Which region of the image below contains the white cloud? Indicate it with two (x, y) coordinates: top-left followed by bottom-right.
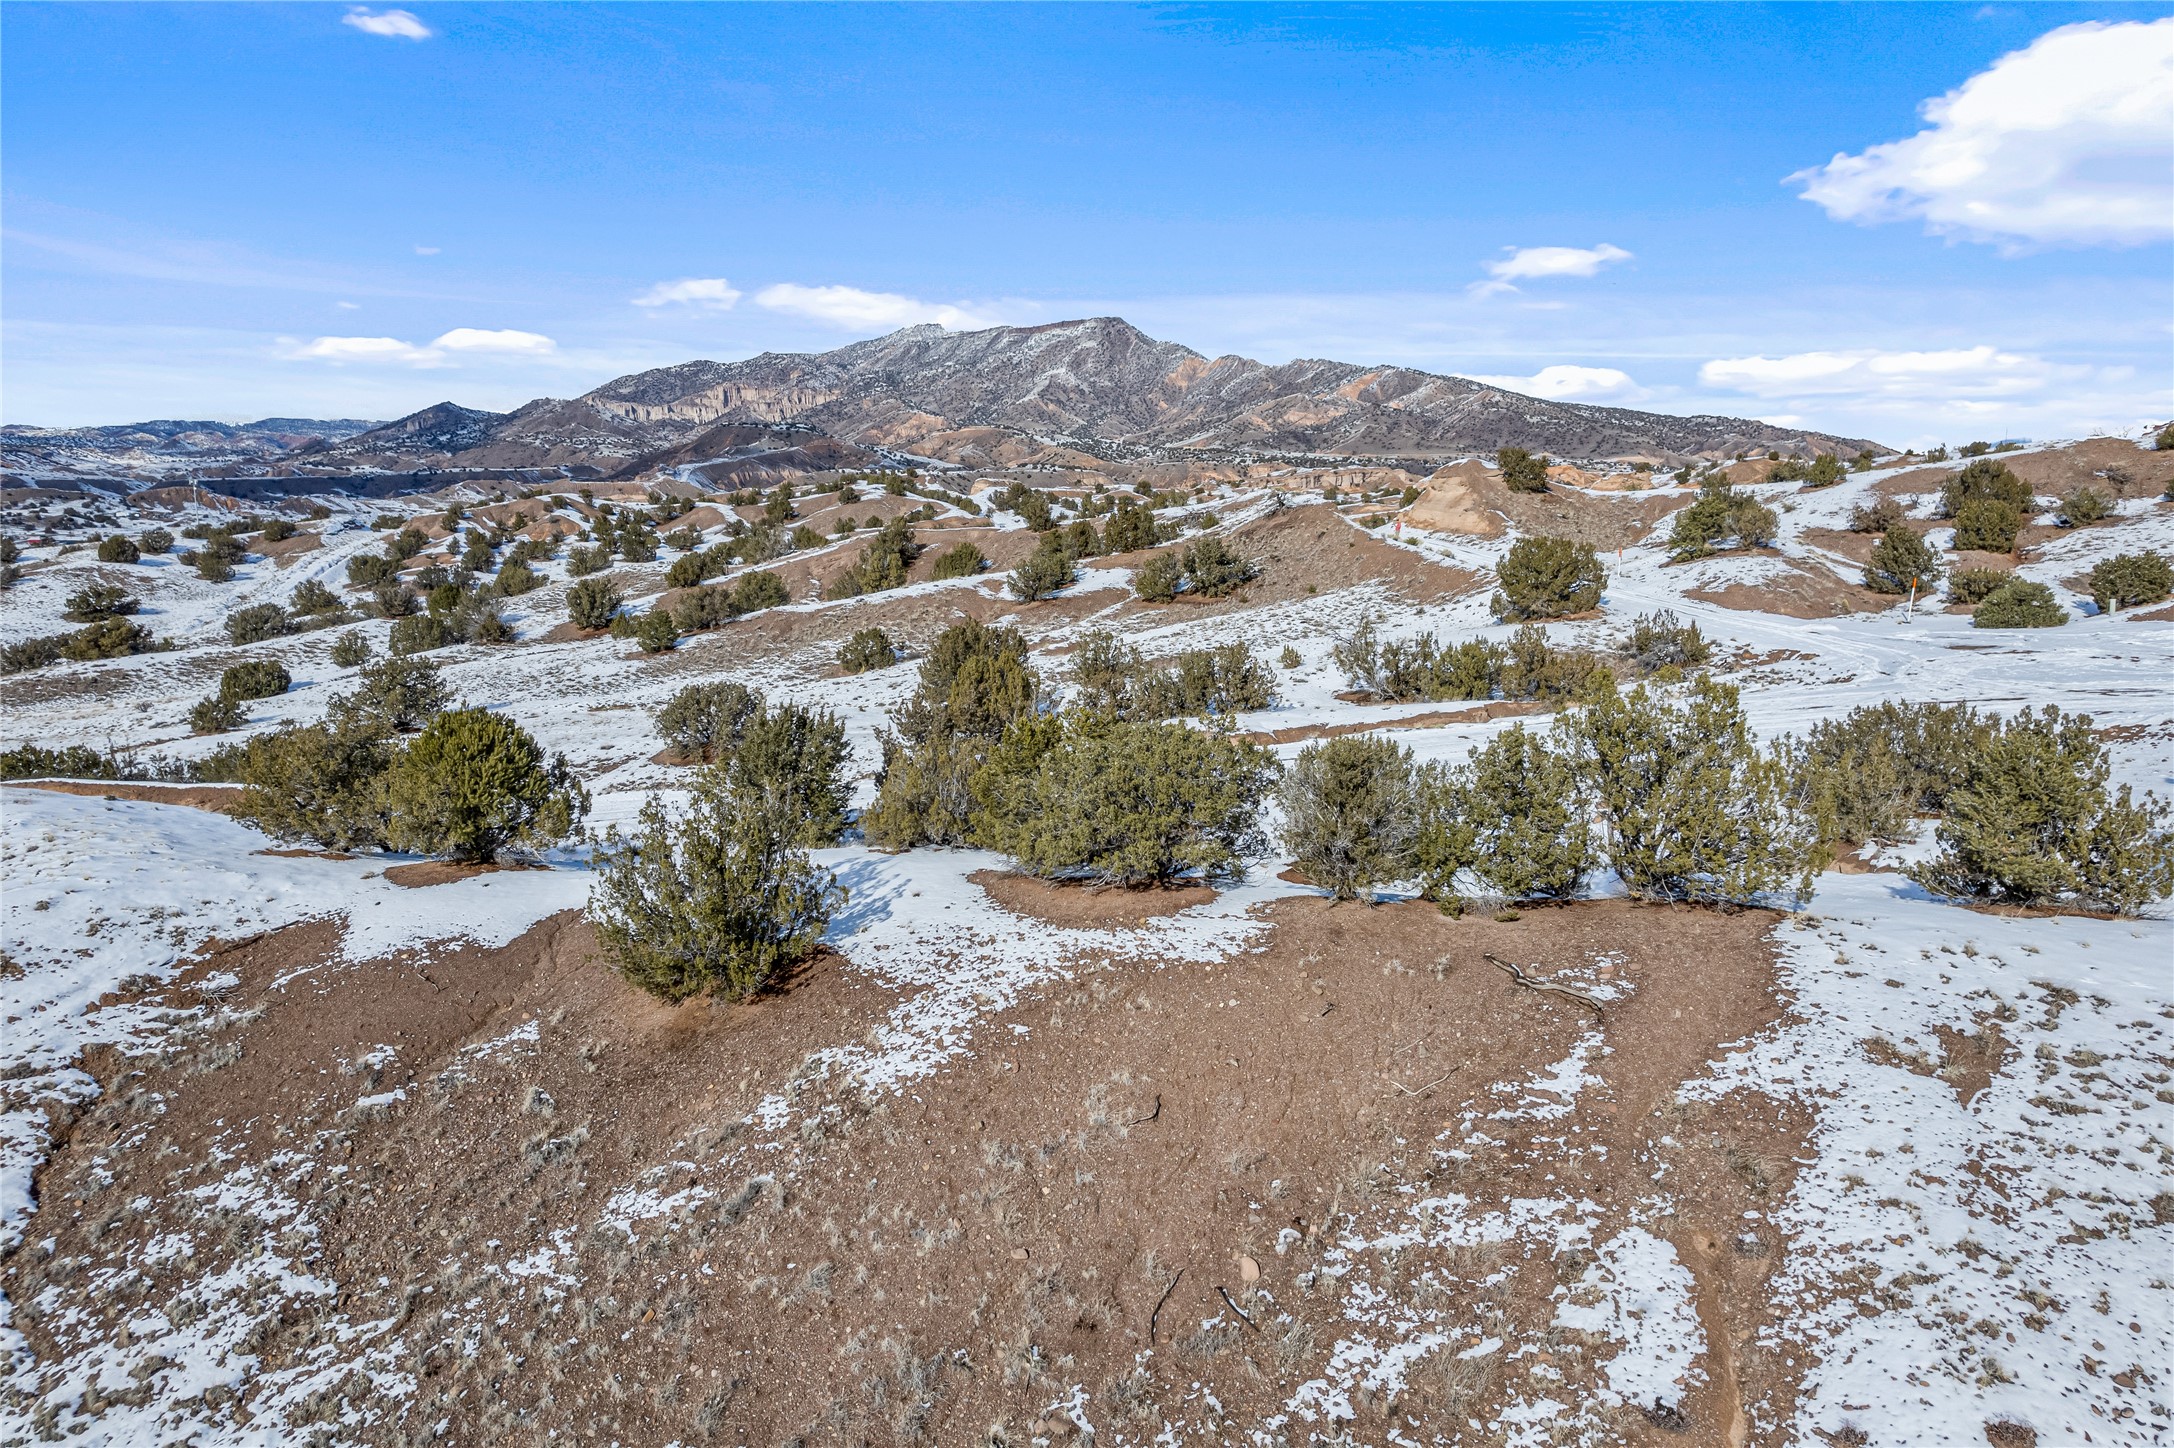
(632, 277), (742, 311)
(289, 328), (555, 367)
(753, 283), (993, 331)
(335, 301), (360, 310)
(342, 8), (433, 40)
(1699, 345), (2080, 402)
(292, 336), (431, 364)
(413, 245), (440, 256)
(1468, 364), (1646, 403)
(429, 327), (555, 355)
(1791, 18), (2174, 248)
(1471, 243), (1632, 297)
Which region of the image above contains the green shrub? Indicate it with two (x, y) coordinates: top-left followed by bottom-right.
(61, 617), (157, 662)
(388, 613), (451, 655)
(665, 551), (715, 590)
(591, 767), (842, 1003)
(1277, 735), (1417, 900)
(565, 576), (622, 630)
(863, 623), (1042, 849)
(657, 681), (761, 763)
(494, 560), (542, 596)
(2156, 422), (2174, 452)
(1786, 699), (1984, 849)
(189, 694), (246, 735)
(1952, 497), (2022, 553)
(1497, 624), (1602, 703)
(1279, 645), (1302, 670)
(567, 544), (611, 577)
(140, 528), (173, 555)
(1729, 497), (1779, 548)
(828, 518), (920, 598)
(1940, 458), (2033, 519)
(729, 569), (788, 614)
(632, 608), (679, 653)
(1623, 610), (1710, 673)
(1912, 706), (2174, 914)
(1848, 498), (1906, 534)
(1132, 551), (1183, 602)
(259, 517), (298, 543)
(669, 584), (735, 633)
(2059, 487), (2110, 526)
(1947, 567), (2013, 606)
(385, 708), (587, 863)
(387, 526), (429, 562)
(838, 627), (898, 674)
(2088, 551), (2173, 613)
(973, 715), (1276, 886)
(788, 525), (825, 553)
(1101, 501), (1162, 553)
(219, 659), (290, 702)
(1440, 723), (1594, 904)
(724, 701), (852, 847)
(0, 743), (134, 782)
(1135, 643), (1276, 718)
(1181, 537), (1257, 597)
(347, 554), (396, 589)
(1497, 446), (1550, 493)
(222, 603), (291, 645)
(64, 582), (139, 622)
(1492, 536), (1605, 621)
(1803, 453), (1844, 488)
(1972, 580), (2067, 629)
(1008, 538), (1076, 601)
(1863, 524), (1942, 594)
(290, 578), (342, 614)
(96, 535), (141, 564)
(1567, 674), (1819, 906)
(7, 634), (68, 673)
(327, 656), (450, 734)
(230, 721), (400, 850)
(329, 632), (374, 669)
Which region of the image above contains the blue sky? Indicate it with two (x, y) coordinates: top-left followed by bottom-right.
(4, 2), (2169, 447)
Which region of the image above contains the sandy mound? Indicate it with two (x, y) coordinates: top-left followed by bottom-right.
(1401, 469), (1502, 537)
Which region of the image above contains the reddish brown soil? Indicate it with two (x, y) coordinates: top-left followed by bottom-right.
(383, 859), (545, 888)
(2, 779), (244, 812)
(9, 897), (1814, 1445)
(972, 870), (1216, 925)
(1688, 560), (1896, 618)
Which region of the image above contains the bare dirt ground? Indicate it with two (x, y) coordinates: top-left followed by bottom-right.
(4, 779), (244, 812)
(6, 893), (1805, 1446)
(1686, 559), (1896, 619)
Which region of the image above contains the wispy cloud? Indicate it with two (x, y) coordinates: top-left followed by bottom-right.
(413, 244), (440, 256)
(632, 277), (742, 311)
(342, 8), (433, 41)
(1791, 18), (2173, 249)
(1467, 364), (1646, 403)
(290, 328), (555, 367)
(1471, 243), (1632, 298)
(1699, 345), (2080, 402)
(753, 282), (994, 331)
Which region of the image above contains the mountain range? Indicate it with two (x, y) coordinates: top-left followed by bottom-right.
(3, 317), (1881, 490)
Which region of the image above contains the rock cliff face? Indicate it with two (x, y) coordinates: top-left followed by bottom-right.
(4, 317), (1882, 490)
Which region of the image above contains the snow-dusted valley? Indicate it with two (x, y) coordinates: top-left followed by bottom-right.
(2, 398), (2171, 1447)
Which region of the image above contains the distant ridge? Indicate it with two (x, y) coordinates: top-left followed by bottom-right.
(4, 318), (1883, 488)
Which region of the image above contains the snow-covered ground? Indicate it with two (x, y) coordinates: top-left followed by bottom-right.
(2, 448), (2170, 1443)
